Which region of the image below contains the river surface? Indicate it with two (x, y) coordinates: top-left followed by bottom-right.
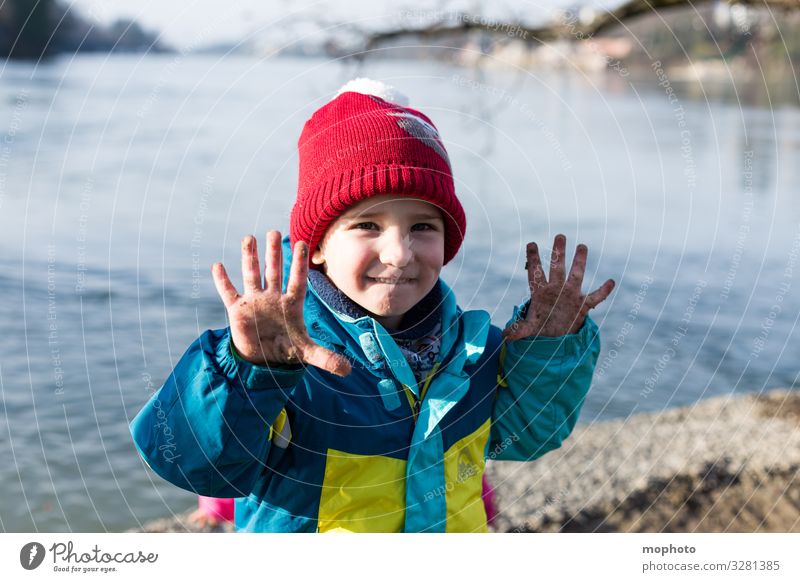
(1, 54), (798, 531)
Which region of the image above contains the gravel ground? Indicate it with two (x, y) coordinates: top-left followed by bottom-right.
(132, 389), (800, 533)
(486, 388), (800, 532)
(130, 512), (235, 533)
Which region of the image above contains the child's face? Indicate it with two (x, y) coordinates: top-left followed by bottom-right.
(311, 195), (446, 331)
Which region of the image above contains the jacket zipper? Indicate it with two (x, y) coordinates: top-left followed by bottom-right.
(403, 362), (442, 424)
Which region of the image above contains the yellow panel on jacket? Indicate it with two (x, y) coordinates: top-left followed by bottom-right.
(444, 418), (491, 532)
(317, 449), (407, 532)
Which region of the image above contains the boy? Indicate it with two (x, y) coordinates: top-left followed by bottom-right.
(130, 79), (615, 532)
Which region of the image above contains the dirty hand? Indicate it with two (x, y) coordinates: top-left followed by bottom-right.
(502, 234), (615, 340)
(211, 230), (352, 376)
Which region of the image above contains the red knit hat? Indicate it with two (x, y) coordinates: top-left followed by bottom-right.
(290, 79), (465, 268)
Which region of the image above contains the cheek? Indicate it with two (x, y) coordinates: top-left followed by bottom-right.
(416, 238), (445, 270)
(327, 239), (374, 283)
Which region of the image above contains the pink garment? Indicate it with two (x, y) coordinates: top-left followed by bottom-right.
(197, 496), (235, 522)
(481, 474), (497, 524)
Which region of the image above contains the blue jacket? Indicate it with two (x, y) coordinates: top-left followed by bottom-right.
(130, 235), (601, 532)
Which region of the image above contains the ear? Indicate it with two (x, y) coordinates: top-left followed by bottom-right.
(311, 245), (325, 266)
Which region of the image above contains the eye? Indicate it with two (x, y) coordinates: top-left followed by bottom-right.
(353, 222), (378, 230)
(411, 223), (437, 231)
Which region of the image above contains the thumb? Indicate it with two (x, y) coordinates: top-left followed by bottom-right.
(501, 320), (529, 342)
(300, 340), (352, 377)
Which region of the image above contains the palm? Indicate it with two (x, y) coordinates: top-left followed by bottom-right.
(211, 231), (351, 376)
(502, 234), (615, 340)
(225, 288), (303, 365)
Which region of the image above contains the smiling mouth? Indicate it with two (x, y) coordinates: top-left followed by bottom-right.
(368, 277), (414, 284)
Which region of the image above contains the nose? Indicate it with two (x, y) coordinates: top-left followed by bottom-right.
(379, 228), (413, 268)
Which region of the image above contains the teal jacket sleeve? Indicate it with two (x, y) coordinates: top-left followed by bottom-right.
(489, 301), (601, 462)
(129, 327), (305, 497)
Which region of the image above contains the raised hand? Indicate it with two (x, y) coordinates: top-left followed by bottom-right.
(502, 234), (615, 340)
(211, 230), (352, 376)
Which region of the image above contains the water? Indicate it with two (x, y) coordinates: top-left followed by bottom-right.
(1, 54), (798, 532)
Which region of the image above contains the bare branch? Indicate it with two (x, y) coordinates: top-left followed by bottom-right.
(362, 0), (800, 51)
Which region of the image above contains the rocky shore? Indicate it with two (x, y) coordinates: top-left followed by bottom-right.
(132, 389), (800, 533)
(487, 389), (800, 532)
(132, 512), (235, 533)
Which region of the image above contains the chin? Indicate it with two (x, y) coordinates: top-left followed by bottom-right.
(363, 293), (416, 316)
(352, 277), (435, 318)
(367, 302), (411, 318)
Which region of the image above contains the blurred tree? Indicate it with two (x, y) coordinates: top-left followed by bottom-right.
(0, 1), (169, 58)
(1, 0), (55, 59)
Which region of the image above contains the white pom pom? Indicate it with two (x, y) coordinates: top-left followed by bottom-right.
(335, 77), (410, 107)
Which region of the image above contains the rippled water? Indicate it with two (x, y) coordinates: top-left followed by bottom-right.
(1, 53), (798, 531)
